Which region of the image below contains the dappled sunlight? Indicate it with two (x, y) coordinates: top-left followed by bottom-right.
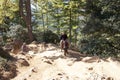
(0, 0), (119, 79)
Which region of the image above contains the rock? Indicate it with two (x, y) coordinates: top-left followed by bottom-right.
(0, 76), (8, 80)
(28, 44), (38, 52)
(88, 67), (93, 70)
(0, 61), (17, 80)
(21, 43), (30, 53)
(2, 71), (16, 79)
(4, 62), (17, 71)
(17, 58), (30, 66)
(31, 41), (38, 44)
(82, 56), (100, 63)
(24, 78), (27, 80)
(57, 73), (63, 75)
(2, 71), (11, 78)
(29, 75), (31, 77)
(44, 60), (52, 64)
(101, 76), (106, 79)
(11, 39), (23, 54)
(106, 77), (114, 80)
(2, 70), (17, 79)
(26, 55), (33, 60)
(32, 67), (38, 73)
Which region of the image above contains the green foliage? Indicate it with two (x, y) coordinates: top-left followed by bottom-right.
(79, 35), (120, 57)
(7, 25), (29, 42)
(31, 0), (85, 45)
(32, 30), (44, 42)
(0, 0), (19, 24)
(80, 0), (120, 57)
(33, 29), (60, 43)
(43, 30), (59, 43)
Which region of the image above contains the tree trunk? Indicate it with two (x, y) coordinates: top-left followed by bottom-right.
(74, 29), (77, 46)
(69, 8), (72, 43)
(19, 0), (33, 42)
(46, 0), (49, 29)
(42, 13), (45, 33)
(57, 8), (60, 35)
(26, 0), (33, 42)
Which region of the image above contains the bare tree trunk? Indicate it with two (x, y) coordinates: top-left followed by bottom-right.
(19, 0), (33, 42)
(69, 8), (72, 43)
(46, 0), (49, 29)
(26, 0), (33, 42)
(57, 8), (60, 35)
(42, 13), (45, 33)
(74, 29), (77, 46)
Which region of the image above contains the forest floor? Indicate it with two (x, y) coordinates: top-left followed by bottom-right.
(8, 43), (120, 80)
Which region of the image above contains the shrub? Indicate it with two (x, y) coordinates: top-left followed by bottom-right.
(43, 30), (59, 43)
(79, 34), (120, 57)
(7, 25), (29, 42)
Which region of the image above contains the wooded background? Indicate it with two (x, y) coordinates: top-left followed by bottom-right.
(0, 0), (120, 57)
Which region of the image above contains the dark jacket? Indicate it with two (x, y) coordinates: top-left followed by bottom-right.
(60, 34), (68, 40)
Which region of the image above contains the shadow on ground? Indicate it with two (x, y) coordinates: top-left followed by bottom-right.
(43, 49), (86, 62)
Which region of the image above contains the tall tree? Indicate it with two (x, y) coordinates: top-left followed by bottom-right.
(19, 0), (33, 42)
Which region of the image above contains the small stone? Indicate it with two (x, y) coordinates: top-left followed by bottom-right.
(88, 67), (93, 70)
(32, 68), (38, 73)
(24, 78), (27, 80)
(101, 76), (106, 79)
(58, 73), (62, 75)
(44, 60), (52, 64)
(107, 77), (114, 80)
(18, 58), (30, 66)
(29, 75), (31, 77)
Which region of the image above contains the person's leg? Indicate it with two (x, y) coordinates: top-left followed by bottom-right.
(60, 40), (63, 52)
(64, 40), (69, 55)
(66, 48), (68, 54)
(64, 49), (66, 56)
(64, 48), (68, 56)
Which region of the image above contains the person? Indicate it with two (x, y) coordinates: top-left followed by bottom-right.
(60, 32), (68, 41)
(60, 32), (69, 56)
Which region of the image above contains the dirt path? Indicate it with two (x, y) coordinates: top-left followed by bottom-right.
(11, 46), (120, 80)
